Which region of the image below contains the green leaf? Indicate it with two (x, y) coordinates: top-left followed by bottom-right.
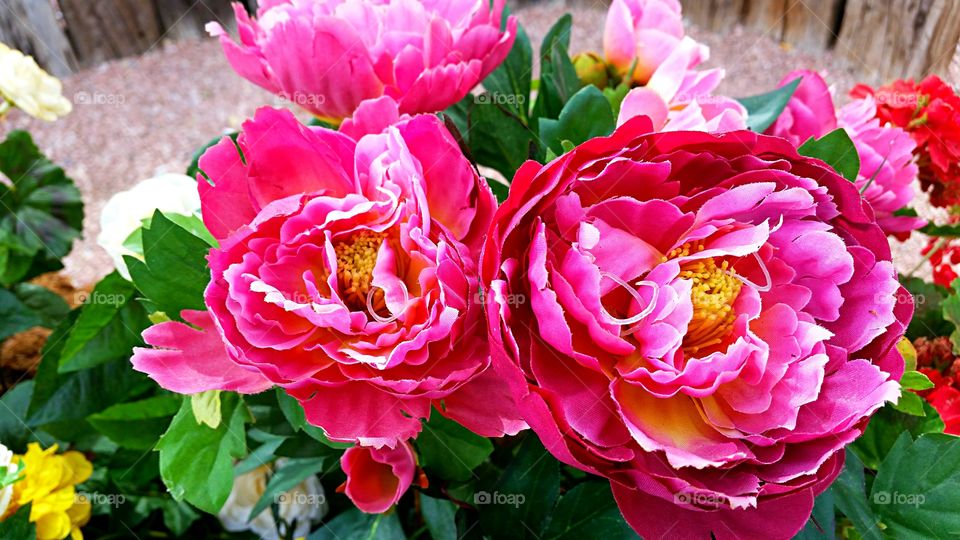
(0, 287), (42, 340)
(157, 392), (250, 513)
(126, 210), (211, 317)
(943, 278), (960, 354)
(737, 78), (802, 133)
(88, 395), (182, 450)
(0, 504), (35, 540)
(870, 433), (960, 538)
(481, 24), (533, 121)
(467, 99), (537, 179)
(487, 178), (510, 203)
(247, 457), (328, 521)
(236, 431), (289, 475)
(187, 131), (238, 180)
(276, 389), (351, 449)
(131, 496), (200, 537)
(533, 15), (582, 121)
(794, 489), (836, 540)
(478, 435), (561, 539)
(539, 85), (616, 155)
(421, 495), (458, 540)
(58, 272), (151, 373)
(852, 401), (945, 470)
(0, 130), (83, 285)
(308, 509), (406, 540)
(892, 391), (927, 416)
(901, 371), (935, 391)
(542, 482), (634, 539)
(798, 128), (861, 182)
(191, 390), (222, 429)
(902, 277), (953, 340)
(417, 411), (493, 482)
(0, 381), (35, 450)
(832, 450), (883, 540)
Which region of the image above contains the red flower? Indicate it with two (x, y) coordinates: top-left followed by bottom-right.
(923, 237), (960, 289)
(852, 76), (960, 208)
(927, 386), (960, 435)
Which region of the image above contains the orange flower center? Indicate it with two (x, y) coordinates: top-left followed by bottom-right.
(678, 255), (741, 356)
(334, 230), (386, 312)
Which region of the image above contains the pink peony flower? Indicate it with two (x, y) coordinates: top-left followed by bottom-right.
(837, 96), (924, 238)
(767, 70), (923, 236)
(765, 69), (837, 147)
(341, 442), (416, 513)
(481, 118), (911, 539)
(132, 101), (525, 448)
(616, 38), (745, 133)
(603, 0), (707, 85)
(207, 0), (516, 123)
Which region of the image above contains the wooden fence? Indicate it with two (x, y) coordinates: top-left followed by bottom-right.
(0, 0), (251, 77)
(1, 0), (959, 84)
(684, 0), (960, 85)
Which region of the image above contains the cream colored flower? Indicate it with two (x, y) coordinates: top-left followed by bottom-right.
(0, 42), (71, 121)
(218, 460), (327, 540)
(97, 173), (202, 279)
(0, 443), (17, 518)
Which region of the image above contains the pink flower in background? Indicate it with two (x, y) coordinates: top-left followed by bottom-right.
(766, 69), (923, 236)
(207, 0), (516, 123)
(341, 442), (416, 513)
(838, 96), (924, 238)
(604, 0), (707, 85)
(482, 118), (910, 539)
(616, 37), (745, 133)
(132, 102), (524, 448)
(765, 69), (837, 146)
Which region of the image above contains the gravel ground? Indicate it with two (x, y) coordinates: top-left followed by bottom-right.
(0, 0), (938, 286)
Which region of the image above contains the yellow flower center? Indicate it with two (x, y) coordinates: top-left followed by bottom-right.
(678, 256), (741, 356)
(334, 230), (386, 312)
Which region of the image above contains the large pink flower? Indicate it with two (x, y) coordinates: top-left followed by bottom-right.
(341, 441), (416, 513)
(207, 0), (516, 122)
(132, 102), (524, 447)
(603, 0), (707, 85)
(766, 70), (923, 236)
(481, 118), (911, 539)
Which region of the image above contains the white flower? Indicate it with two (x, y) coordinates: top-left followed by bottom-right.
(0, 42), (71, 121)
(218, 460), (327, 540)
(97, 173), (202, 279)
(0, 443), (18, 518)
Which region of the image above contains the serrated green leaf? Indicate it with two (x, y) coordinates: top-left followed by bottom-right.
(539, 85), (616, 155)
(798, 128), (861, 182)
(482, 24), (533, 121)
(308, 509), (406, 540)
(126, 210), (211, 317)
(88, 394), (182, 450)
(157, 393), (249, 513)
(417, 411), (493, 482)
(832, 450), (883, 540)
(542, 482), (634, 539)
(737, 78), (802, 133)
(901, 371), (934, 391)
(852, 401), (944, 470)
(892, 391), (927, 416)
(421, 495), (458, 540)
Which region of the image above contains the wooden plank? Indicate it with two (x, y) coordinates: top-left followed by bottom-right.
(683, 0), (748, 31)
(742, 0), (789, 42)
(59, 0), (164, 68)
(0, 0), (77, 76)
(782, 0), (843, 51)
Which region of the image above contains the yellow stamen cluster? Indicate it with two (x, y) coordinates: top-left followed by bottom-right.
(334, 230), (386, 312)
(678, 257), (742, 356)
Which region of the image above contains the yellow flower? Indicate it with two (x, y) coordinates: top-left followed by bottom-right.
(1, 443), (92, 540)
(0, 42), (72, 121)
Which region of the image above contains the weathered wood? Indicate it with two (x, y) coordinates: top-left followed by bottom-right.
(683, 0), (748, 31)
(837, 0), (960, 84)
(742, 0), (789, 41)
(154, 0), (238, 41)
(0, 0), (77, 76)
(59, 0), (164, 68)
(782, 0), (843, 51)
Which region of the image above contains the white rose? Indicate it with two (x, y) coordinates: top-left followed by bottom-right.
(218, 460), (328, 540)
(97, 173), (202, 280)
(0, 42), (71, 121)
